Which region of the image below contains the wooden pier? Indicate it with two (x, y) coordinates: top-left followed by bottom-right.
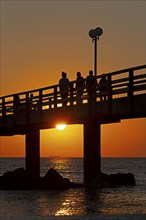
(0, 65), (146, 183)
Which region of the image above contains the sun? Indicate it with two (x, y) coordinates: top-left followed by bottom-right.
(56, 124), (67, 130)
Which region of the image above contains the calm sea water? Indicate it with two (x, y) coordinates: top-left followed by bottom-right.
(0, 158), (146, 220)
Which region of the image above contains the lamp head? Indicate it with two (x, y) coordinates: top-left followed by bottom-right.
(89, 27), (103, 39)
(89, 29), (96, 38)
(95, 27), (103, 37)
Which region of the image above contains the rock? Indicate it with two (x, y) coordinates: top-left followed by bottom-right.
(2, 167), (25, 180)
(43, 168), (76, 189)
(0, 168), (37, 189)
(87, 172), (136, 188)
(110, 173), (136, 186)
(87, 172), (113, 188)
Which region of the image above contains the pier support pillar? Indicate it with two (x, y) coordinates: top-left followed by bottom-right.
(25, 126), (40, 178)
(84, 119), (101, 184)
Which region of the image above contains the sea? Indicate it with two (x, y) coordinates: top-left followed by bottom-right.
(0, 157), (146, 220)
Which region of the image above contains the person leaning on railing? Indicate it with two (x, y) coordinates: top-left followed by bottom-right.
(86, 70), (97, 101)
(59, 71), (70, 107)
(98, 74), (108, 101)
(75, 72), (85, 105)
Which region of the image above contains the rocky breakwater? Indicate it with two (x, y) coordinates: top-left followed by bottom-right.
(0, 168), (136, 190)
(0, 167), (83, 190)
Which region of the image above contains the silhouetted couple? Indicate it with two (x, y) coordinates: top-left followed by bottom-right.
(76, 70), (97, 104)
(59, 71), (85, 106)
(86, 71), (108, 101)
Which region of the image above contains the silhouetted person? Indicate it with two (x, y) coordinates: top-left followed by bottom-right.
(86, 70), (97, 100)
(98, 74), (108, 101)
(59, 72), (70, 107)
(75, 72), (85, 104)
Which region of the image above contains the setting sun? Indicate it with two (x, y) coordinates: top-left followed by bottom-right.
(56, 124), (67, 130)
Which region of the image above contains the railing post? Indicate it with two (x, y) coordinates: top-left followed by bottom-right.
(54, 86), (57, 109)
(13, 95), (18, 125)
(70, 82), (73, 107)
(128, 70), (134, 112)
(48, 98), (52, 109)
(2, 97), (6, 126)
(26, 92), (29, 124)
(107, 75), (112, 114)
(38, 90), (42, 121)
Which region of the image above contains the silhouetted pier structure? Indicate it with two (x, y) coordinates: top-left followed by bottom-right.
(0, 65), (146, 183)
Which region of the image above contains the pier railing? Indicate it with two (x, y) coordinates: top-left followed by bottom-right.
(0, 64), (146, 122)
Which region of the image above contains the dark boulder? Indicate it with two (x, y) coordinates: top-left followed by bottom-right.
(110, 173), (136, 186)
(42, 168), (78, 189)
(87, 172), (136, 188)
(87, 172), (113, 188)
(0, 168), (37, 189)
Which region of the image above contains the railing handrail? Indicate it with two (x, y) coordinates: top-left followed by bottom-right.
(0, 64), (146, 123)
(107, 64), (146, 76)
(0, 64), (145, 100)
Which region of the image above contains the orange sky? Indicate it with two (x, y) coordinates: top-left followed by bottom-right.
(0, 0), (146, 157)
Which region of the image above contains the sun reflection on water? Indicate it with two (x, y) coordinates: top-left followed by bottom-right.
(55, 199), (72, 216)
(54, 188), (88, 216)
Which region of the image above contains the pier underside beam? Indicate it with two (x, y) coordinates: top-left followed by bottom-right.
(84, 119), (101, 184)
(25, 126), (40, 178)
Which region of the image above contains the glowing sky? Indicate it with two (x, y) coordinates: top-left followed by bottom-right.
(0, 0), (146, 157)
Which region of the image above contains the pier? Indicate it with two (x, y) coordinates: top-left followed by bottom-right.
(0, 64), (146, 183)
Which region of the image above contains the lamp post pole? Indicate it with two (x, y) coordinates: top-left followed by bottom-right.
(89, 27), (103, 114)
(94, 36), (97, 78)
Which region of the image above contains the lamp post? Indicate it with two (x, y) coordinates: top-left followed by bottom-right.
(88, 27), (103, 116)
(88, 27), (103, 77)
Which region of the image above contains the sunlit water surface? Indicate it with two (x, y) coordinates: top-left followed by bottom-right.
(0, 158), (146, 220)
